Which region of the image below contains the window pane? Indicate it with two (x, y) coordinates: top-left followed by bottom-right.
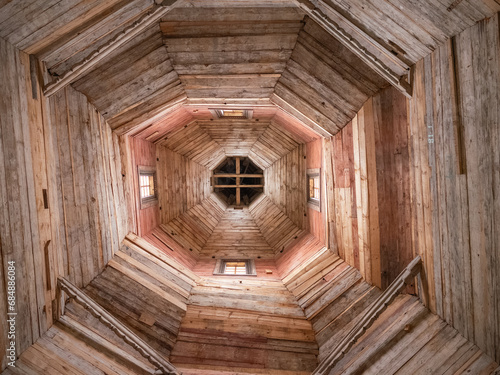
(140, 173), (155, 199)
(224, 261), (247, 275)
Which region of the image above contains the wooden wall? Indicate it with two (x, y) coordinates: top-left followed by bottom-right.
(264, 144), (307, 229)
(157, 146), (211, 225)
(328, 294), (500, 374)
(132, 137), (159, 236)
(249, 195), (306, 255)
(0, 37), (129, 371)
(325, 86), (412, 291)
(410, 14), (500, 363)
(306, 138), (327, 245)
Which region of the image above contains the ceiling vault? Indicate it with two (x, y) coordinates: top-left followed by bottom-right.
(43, 0), (181, 97)
(294, 0), (413, 98)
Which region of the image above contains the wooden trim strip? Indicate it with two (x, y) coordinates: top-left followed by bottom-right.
(295, 0), (412, 98)
(43, 1), (181, 97)
(57, 277), (181, 375)
(312, 255), (422, 374)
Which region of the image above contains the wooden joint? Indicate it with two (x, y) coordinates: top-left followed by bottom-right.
(56, 277), (180, 375)
(297, 1), (412, 98)
(43, 2), (180, 97)
(312, 255), (422, 374)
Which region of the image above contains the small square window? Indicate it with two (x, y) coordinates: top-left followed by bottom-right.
(138, 166), (158, 209)
(307, 169), (321, 212)
(213, 259), (256, 276)
(209, 109), (253, 119)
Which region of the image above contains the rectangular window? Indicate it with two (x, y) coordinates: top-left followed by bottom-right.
(213, 259), (256, 276)
(138, 166), (158, 209)
(307, 168), (321, 211)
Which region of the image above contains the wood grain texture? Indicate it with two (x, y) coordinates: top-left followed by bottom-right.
(249, 195), (306, 255)
(157, 146), (211, 225)
(327, 295), (499, 375)
(409, 14), (500, 363)
(199, 207), (275, 259)
(0, 37), (129, 371)
(264, 144), (307, 229)
(161, 194), (227, 256)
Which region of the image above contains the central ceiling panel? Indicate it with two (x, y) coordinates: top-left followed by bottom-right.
(160, 6), (305, 100)
(198, 119), (269, 156)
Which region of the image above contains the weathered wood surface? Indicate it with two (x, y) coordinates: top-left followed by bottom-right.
(199, 207), (275, 259)
(158, 121), (226, 170)
(43, 2), (180, 97)
(71, 24), (184, 135)
(171, 304), (317, 373)
(161, 194), (227, 255)
(410, 14), (500, 363)
(313, 255), (421, 374)
(58, 277), (180, 375)
(162, 7), (303, 100)
(274, 17), (388, 136)
(198, 120), (270, 157)
(264, 144), (307, 229)
(124, 137), (160, 236)
(324, 86), (412, 291)
(0, 37), (129, 371)
(249, 195), (306, 255)
(310, 0), (500, 68)
(325, 295), (500, 375)
(157, 146), (211, 225)
(306, 138), (327, 245)
(81, 238), (197, 359)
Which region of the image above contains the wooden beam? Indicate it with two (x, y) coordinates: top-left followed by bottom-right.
(43, 1), (181, 97)
(294, 0), (413, 98)
(236, 157), (241, 206)
(312, 255), (422, 374)
(57, 277), (180, 375)
(213, 174), (263, 178)
(214, 185), (264, 189)
(271, 93), (333, 138)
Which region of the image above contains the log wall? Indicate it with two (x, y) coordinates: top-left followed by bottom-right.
(157, 146), (211, 225)
(0, 36), (129, 371)
(264, 145), (307, 229)
(132, 137), (159, 236)
(410, 14), (500, 362)
(306, 138), (327, 245)
(325, 86), (412, 291)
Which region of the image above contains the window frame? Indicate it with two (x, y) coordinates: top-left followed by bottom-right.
(138, 165), (158, 209)
(307, 168), (321, 212)
(213, 259), (257, 276)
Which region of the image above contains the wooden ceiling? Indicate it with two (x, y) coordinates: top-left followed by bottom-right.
(0, 0), (498, 139)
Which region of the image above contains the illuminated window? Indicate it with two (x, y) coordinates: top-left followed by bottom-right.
(224, 261), (247, 275)
(210, 109), (253, 119)
(138, 166), (157, 209)
(140, 173), (155, 199)
(213, 259), (256, 276)
(307, 169), (321, 211)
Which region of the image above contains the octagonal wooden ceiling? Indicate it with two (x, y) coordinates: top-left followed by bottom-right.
(1, 0), (498, 141)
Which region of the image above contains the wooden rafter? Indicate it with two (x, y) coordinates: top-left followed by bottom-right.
(57, 277), (180, 375)
(294, 0), (413, 98)
(43, 0), (182, 97)
(213, 157), (264, 206)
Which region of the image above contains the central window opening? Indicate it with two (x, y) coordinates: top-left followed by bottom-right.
(224, 261), (247, 275)
(214, 259), (257, 276)
(213, 157), (263, 206)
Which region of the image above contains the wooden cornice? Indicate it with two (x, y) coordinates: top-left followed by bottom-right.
(57, 277), (181, 375)
(313, 255), (422, 374)
(43, 0), (182, 98)
(294, 0), (413, 98)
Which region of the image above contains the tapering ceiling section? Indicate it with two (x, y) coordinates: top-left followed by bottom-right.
(160, 6), (305, 101)
(71, 24), (184, 134)
(272, 16), (389, 135)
